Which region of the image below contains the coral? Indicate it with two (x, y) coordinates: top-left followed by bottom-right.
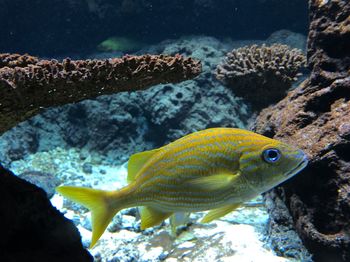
(0, 53), (201, 134)
(0, 164), (93, 261)
(216, 44), (306, 109)
(0, 37), (251, 167)
(0, 52), (201, 261)
(254, 0), (350, 261)
(0, 53), (39, 68)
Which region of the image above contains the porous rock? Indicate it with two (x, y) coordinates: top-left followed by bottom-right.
(138, 36), (252, 145)
(0, 164), (92, 261)
(254, 0), (350, 261)
(216, 44), (306, 109)
(0, 124), (39, 165)
(263, 189), (312, 260)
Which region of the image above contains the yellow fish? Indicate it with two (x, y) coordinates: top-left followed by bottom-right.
(56, 128), (308, 247)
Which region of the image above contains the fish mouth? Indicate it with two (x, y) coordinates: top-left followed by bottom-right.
(286, 155), (308, 177)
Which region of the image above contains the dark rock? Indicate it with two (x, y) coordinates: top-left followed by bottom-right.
(82, 163), (93, 174)
(107, 245), (139, 262)
(0, 164), (92, 262)
(63, 198), (89, 214)
(263, 189), (311, 261)
(140, 36), (252, 146)
(122, 207), (138, 217)
(107, 215), (122, 233)
(0, 125), (39, 166)
(84, 92), (154, 164)
(99, 169), (107, 174)
(18, 170), (61, 198)
(63, 104), (90, 147)
(82, 216), (93, 232)
(254, 0), (350, 261)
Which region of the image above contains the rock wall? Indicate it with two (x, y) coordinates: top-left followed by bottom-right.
(254, 0), (350, 261)
(0, 164), (93, 261)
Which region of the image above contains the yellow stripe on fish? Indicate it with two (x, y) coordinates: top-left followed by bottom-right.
(56, 127), (308, 248)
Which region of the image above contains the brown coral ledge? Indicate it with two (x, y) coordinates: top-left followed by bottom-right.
(0, 53), (201, 134)
(254, 0), (350, 261)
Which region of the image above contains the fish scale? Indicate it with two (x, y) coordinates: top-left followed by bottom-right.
(56, 127), (308, 248)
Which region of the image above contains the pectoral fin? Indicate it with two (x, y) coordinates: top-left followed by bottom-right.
(187, 172), (239, 191)
(140, 206), (172, 230)
(201, 203), (241, 223)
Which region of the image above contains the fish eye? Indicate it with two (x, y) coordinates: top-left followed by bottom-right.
(262, 148), (281, 164)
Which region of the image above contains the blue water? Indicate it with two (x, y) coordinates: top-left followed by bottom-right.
(0, 1), (308, 57)
(0, 1), (312, 261)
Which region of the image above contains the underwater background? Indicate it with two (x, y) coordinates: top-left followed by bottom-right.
(1, 1), (349, 262)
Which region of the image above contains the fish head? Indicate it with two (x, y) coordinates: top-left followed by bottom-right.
(238, 139), (308, 193)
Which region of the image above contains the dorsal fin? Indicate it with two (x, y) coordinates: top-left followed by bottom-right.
(127, 148), (160, 183)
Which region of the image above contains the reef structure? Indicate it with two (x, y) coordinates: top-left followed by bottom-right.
(254, 0), (350, 261)
(0, 53), (201, 134)
(216, 44), (306, 109)
(0, 52), (201, 261)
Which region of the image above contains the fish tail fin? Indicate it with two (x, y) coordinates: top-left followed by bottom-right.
(56, 186), (120, 248)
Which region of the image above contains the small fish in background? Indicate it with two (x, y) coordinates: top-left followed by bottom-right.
(97, 36), (145, 52)
(56, 128), (308, 248)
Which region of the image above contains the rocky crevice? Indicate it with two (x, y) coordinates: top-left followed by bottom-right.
(255, 0), (350, 261)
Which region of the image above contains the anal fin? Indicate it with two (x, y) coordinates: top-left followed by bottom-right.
(140, 206), (172, 230)
(169, 212), (191, 236)
(201, 203), (241, 223)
